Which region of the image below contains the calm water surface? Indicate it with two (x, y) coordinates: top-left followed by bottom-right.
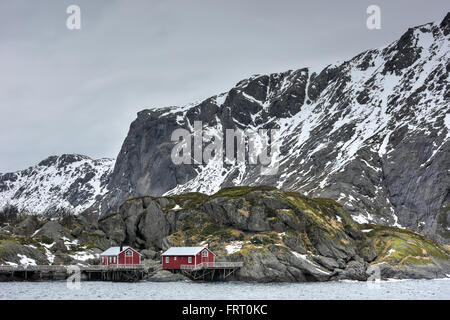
(1, 279), (449, 300)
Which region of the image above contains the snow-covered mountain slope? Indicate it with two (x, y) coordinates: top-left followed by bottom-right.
(100, 14), (450, 243)
(0, 154), (114, 214)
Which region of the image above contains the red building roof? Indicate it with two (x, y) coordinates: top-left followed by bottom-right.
(162, 246), (215, 256)
(100, 246), (142, 256)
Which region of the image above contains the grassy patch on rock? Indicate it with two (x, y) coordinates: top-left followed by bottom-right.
(209, 186), (277, 200)
(361, 224), (450, 266)
(169, 192), (209, 210)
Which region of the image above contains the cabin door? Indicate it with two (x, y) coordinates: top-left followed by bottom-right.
(201, 250), (209, 264)
(125, 250), (133, 265)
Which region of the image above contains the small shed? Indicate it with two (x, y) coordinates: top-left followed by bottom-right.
(162, 246), (215, 269)
(100, 245), (142, 266)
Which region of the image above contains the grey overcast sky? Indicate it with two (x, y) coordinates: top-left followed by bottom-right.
(0, 0), (448, 172)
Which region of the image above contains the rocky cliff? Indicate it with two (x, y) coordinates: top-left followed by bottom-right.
(1, 186), (449, 282)
(99, 14), (450, 243)
(96, 186), (449, 281)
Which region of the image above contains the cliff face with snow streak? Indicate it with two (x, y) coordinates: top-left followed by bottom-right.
(100, 14), (450, 243)
(0, 154), (114, 214)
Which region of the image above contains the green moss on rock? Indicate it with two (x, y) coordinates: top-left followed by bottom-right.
(362, 223), (449, 266)
(170, 192), (209, 210)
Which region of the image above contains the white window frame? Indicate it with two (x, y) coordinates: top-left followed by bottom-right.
(174, 257), (177, 261)
(125, 250), (133, 256)
(202, 250), (208, 257)
(165, 257), (169, 263)
(188, 257), (192, 263)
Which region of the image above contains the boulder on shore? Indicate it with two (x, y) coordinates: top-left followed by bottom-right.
(147, 270), (191, 282)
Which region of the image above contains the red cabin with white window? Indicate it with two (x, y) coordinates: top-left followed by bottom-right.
(162, 246), (215, 269)
(100, 246), (141, 266)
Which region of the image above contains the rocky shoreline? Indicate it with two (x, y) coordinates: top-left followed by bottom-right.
(2, 269), (450, 283)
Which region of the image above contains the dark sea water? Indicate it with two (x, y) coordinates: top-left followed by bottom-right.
(1, 279), (449, 300)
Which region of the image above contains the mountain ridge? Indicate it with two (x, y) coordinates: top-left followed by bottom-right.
(0, 154), (114, 214)
(99, 14), (450, 243)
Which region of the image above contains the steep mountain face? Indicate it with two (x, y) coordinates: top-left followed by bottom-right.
(100, 14), (450, 243)
(0, 154), (114, 214)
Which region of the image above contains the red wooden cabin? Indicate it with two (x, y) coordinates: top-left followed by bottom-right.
(162, 246), (215, 269)
(100, 246), (142, 266)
